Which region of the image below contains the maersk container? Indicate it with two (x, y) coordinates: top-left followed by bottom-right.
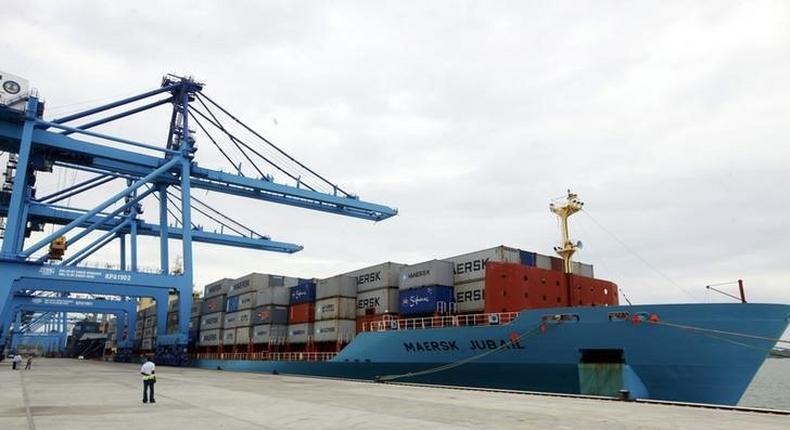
(251, 305), (288, 325)
(519, 250), (537, 266)
(313, 319), (356, 343)
(454, 280), (485, 313)
(235, 326), (253, 345)
(226, 295), (240, 313)
(238, 291), (257, 310)
(190, 300), (202, 317)
(314, 297), (356, 321)
(443, 246), (520, 284)
(229, 273), (288, 297)
(252, 324), (288, 344)
(399, 286), (454, 316)
(202, 295), (227, 315)
(200, 312), (224, 331)
(289, 282), (316, 304)
(399, 260), (454, 290)
(356, 288), (400, 316)
(316, 275), (357, 300)
(344, 262), (404, 293)
(287, 323), (313, 344)
(535, 254), (553, 270)
(204, 278), (234, 298)
(198, 329), (221, 346)
(573, 262), (594, 278)
(255, 286), (290, 306)
(222, 328), (236, 345)
(224, 309), (254, 329)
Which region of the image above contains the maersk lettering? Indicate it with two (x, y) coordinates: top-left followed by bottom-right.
(357, 271), (382, 285)
(357, 297), (381, 309)
(403, 340), (460, 352)
(407, 269), (430, 279)
(456, 289), (484, 303)
(454, 258), (490, 275)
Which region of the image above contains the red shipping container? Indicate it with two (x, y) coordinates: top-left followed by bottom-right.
(288, 303), (315, 324)
(567, 275), (618, 307)
(484, 262), (569, 313)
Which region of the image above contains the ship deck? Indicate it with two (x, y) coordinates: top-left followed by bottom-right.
(0, 358), (786, 430)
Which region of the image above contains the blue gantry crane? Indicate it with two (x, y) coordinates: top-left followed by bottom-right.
(0, 72), (397, 364)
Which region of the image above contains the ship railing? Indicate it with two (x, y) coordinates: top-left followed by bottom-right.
(363, 311), (520, 332)
(192, 351), (337, 361)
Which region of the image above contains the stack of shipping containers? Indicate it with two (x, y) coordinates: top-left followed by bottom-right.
(313, 275), (357, 349)
(141, 306), (156, 351)
(166, 295), (179, 334)
(398, 260), (455, 316)
(250, 277), (295, 349)
(443, 246), (521, 314)
(134, 309), (144, 350)
(226, 273), (291, 350)
(198, 278), (232, 349)
(346, 262), (403, 332)
(189, 296), (201, 345)
(287, 280), (316, 349)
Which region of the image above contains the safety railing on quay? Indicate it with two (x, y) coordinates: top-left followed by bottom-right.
(192, 351), (338, 362)
(363, 311), (521, 332)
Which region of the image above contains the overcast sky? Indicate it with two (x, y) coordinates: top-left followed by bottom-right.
(4, 1), (790, 308)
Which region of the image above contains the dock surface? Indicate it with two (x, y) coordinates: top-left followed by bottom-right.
(0, 358), (787, 429)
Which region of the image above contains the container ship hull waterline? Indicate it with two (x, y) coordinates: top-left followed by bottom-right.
(181, 193), (790, 406)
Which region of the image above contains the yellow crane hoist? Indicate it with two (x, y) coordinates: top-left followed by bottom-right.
(48, 236), (67, 260)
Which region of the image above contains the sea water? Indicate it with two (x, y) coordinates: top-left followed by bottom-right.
(739, 358), (790, 410)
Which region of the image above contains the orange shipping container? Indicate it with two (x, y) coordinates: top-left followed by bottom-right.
(484, 262), (569, 314)
(288, 303), (315, 324)
(567, 275), (618, 307)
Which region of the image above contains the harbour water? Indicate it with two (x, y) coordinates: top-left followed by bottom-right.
(739, 358), (790, 410)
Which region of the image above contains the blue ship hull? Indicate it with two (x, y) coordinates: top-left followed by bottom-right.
(191, 303), (790, 406)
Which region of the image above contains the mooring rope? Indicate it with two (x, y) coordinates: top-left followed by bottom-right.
(651, 320), (790, 345)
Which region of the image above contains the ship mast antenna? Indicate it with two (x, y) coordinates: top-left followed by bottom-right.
(550, 190), (584, 273)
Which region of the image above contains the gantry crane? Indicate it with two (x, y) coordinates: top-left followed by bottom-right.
(0, 73), (397, 363)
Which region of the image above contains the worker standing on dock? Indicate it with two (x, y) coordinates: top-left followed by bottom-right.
(24, 355), (33, 370)
(12, 354), (22, 370)
(140, 356), (156, 403)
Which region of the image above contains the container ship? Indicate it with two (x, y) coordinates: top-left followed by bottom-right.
(126, 192), (789, 407)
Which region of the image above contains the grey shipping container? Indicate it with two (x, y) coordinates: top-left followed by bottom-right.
(200, 312), (224, 330)
(190, 299), (202, 316)
(168, 298), (179, 312)
(135, 319), (144, 330)
(144, 315), (156, 328)
(198, 329), (221, 347)
(222, 328), (236, 344)
(143, 327), (154, 338)
(344, 262), (404, 293)
(313, 319), (356, 343)
(573, 262), (594, 278)
(204, 278), (234, 298)
(399, 260), (454, 290)
(287, 323), (313, 343)
(443, 246), (520, 284)
(230, 273), (289, 297)
(535, 254), (553, 270)
(144, 306), (157, 317)
(254, 287), (290, 306)
(316, 275), (357, 300)
(356, 288), (400, 316)
(235, 326), (253, 345)
(141, 338), (154, 350)
(315, 297), (356, 320)
(224, 309), (254, 329)
(252, 324), (288, 344)
(237, 291), (257, 310)
(251, 305), (288, 325)
(453, 280), (485, 313)
(189, 316), (199, 331)
(202, 295), (227, 314)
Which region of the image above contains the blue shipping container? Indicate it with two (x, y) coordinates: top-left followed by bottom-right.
(226, 296), (240, 312)
(519, 250), (536, 266)
(399, 286), (454, 316)
(289, 282), (316, 304)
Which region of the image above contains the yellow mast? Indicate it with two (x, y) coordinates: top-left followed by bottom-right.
(550, 190), (584, 274)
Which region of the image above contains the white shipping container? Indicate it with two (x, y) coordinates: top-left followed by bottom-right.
(453, 280), (485, 313)
(284, 277), (302, 288)
(313, 319), (356, 343)
(200, 312), (224, 330)
(535, 254), (553, 270)
(204, 278), (234, 298)
(235, 326), (253, 345)
(316, 275), (357, 299)
(356, 288), (400, 316)
(573, 262), (594, 278)
(198, 329), (221, 346)
(314, 297), (356, 321)
(443, 246), (521, 284)
(252, 324), (288, 344)
(399, 260), (454, 290)
(224, 309), (254, 329)
(344, 262), (404, 292)
(254, 287), (290, 306)
(229, 273), (287, 297)
(237, 291), (257, 310)
(287, 323), (313, 343)
(222, 328), (236, 344)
